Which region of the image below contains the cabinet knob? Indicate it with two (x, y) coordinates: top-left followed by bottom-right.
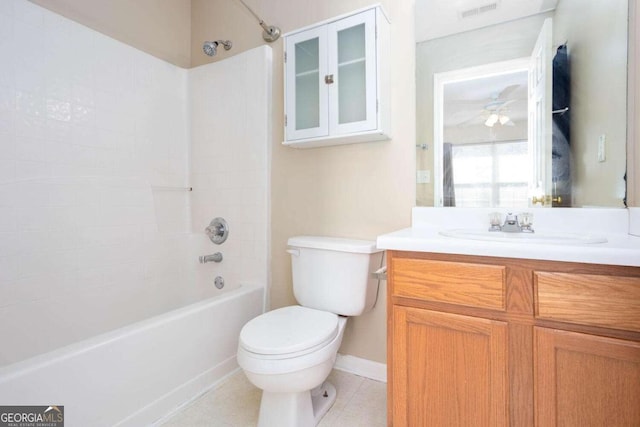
(324, 74), (334, 84)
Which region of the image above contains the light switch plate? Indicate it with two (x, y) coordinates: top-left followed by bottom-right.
(417, 170), (430, 184)
(598, 134), (606, 162)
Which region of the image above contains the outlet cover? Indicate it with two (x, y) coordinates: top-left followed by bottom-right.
(417, 170), (430, 184)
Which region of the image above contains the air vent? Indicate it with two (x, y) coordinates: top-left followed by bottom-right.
(460, 2), (498, 19)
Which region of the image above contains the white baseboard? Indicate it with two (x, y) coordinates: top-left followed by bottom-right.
(334, 353), (387, 383)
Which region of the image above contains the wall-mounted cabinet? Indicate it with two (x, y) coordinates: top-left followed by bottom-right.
(283, 6), (390, 148)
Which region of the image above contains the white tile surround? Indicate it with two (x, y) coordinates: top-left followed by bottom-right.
(0, 1), (271, 366)
(189, 48), (271, 295)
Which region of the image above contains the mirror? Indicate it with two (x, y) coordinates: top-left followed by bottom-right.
(416, 0), (628, 208)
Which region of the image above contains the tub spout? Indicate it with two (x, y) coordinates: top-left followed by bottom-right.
(199, 252), (223, 263)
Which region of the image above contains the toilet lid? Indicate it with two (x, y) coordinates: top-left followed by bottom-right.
(239, 306), (339, 356)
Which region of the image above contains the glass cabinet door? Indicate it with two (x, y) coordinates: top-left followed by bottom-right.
(284, 7), (382, 145)
(328, 8), (377, 135)
(285, 26), (328, 141)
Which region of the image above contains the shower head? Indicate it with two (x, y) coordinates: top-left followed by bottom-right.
(202, 40), (233, 57)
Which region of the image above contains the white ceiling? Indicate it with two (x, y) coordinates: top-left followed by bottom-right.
(443, 70), (528, 127)
(415, 0), (558, 43)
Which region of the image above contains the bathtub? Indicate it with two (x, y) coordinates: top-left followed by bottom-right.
(0, 283), (264, 426)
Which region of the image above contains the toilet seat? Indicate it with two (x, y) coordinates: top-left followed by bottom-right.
(239, 306), (339, 359)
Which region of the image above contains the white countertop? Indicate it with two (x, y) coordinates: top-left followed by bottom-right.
(377, 208), (640, 267)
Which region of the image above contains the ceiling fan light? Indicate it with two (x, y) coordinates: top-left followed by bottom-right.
(499, 114), (510, 125)
(485, 114), (499, 127)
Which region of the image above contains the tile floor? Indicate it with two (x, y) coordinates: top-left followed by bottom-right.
(160, 369), (387, 427)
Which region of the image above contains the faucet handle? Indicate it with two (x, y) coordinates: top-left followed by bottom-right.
(519, 212), (533, 225)
(488, 212), (502, 231)
(518, 212), (534, 232)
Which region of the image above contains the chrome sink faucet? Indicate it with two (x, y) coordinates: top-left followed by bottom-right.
(489, 212), (534, 233)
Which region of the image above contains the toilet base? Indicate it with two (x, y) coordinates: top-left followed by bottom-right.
(257, 381), (337, 427)
(311, 381), (337, 424)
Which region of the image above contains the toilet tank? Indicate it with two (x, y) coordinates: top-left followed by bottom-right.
(287, 236), (384, 316)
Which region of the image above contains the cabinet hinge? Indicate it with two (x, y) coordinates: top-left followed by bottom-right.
(285, 114), (287, 126)
(284, 51), (287, 63)
(376, 99), (379, 113)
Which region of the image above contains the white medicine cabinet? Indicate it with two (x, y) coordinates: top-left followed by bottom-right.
(283, 5), (390, 148)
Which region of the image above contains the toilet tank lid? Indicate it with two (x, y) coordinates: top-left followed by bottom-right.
(288, 236), (382, 254)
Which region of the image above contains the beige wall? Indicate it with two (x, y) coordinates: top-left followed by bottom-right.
(30, 0), (192, 67)
(192, 0), (415, 363)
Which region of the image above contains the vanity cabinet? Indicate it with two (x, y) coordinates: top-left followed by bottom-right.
(387, 251), (640, 427)
(283, 6), (389, 148)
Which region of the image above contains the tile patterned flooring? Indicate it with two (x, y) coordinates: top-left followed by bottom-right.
(160, 369), (387, 426)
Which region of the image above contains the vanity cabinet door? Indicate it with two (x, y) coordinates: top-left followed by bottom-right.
(534, 327), (640, 427)
(391, 306), (508, 427)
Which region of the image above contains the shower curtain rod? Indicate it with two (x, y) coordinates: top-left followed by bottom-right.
(235, 0), (281, 42)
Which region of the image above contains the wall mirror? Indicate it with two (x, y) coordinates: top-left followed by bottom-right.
(416, 0), (629, 208)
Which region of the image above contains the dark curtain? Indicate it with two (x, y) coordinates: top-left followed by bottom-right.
(552, 44), (571, 206)
(443, 142), (456, 207)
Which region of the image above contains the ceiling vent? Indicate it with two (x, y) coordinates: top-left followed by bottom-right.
(460, 2), (498, 19)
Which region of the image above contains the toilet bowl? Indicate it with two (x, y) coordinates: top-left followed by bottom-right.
(237, 306), (348, 426)
(237, 236), (383, 427)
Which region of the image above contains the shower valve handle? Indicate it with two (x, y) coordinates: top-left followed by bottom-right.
(205, 217), (229, 244)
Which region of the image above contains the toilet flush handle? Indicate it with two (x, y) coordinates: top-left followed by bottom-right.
(286, 248), (300, 257)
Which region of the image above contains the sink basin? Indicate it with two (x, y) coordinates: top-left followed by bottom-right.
(439, 229), (608, 245)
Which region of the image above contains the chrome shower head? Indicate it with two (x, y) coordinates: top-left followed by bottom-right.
(202, 40), (233, 57)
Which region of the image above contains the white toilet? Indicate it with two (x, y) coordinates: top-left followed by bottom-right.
(237, 236), (383, 427)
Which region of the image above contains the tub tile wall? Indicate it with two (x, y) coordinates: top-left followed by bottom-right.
(0, 1), (190, 366)
(189, 47), (272, 294)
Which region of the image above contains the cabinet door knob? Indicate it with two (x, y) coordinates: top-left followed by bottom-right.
(324, 74), (334, 84)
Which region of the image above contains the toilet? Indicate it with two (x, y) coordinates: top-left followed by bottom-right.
(237, 236), (384, 427)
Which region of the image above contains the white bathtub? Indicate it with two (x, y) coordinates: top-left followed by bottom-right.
(0, 283), (264, 426)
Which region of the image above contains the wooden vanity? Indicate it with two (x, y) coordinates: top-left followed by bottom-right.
(386, 250), (640, 426)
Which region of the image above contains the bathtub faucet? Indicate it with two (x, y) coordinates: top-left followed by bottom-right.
(199, 252), (223, 264)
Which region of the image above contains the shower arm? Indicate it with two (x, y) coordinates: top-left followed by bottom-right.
(235, 0), (281, 42)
